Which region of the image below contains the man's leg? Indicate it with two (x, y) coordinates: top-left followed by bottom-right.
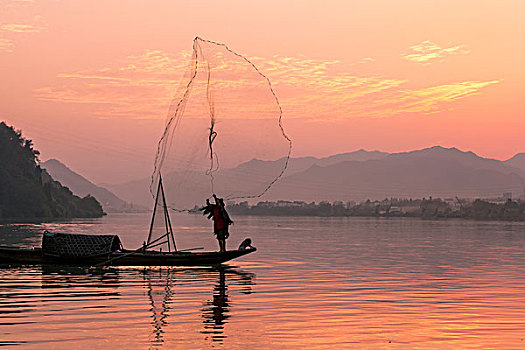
(216, 235), (222, 252)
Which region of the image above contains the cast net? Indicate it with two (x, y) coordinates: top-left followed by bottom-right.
(150, 37), (292, 211)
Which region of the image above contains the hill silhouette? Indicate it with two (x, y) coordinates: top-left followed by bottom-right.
(0, 122), (104, 220)
(105, 149), (390, 207)
(268, 146), (525, 202)
(106, 146), (525, 208)
(42, 159), (143, 213)
(505, 153), (525, 174)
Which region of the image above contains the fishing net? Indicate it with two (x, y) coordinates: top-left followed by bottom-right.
(151, 37), (292, 211)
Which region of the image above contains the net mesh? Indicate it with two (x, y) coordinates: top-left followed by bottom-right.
(151, 37), (292, 211)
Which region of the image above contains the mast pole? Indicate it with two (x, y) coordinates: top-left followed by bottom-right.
(164, 206), (171, 252)
(146, 174), (163, 246)
(159, 177), (177, 251)
(166, 210), (176, 251)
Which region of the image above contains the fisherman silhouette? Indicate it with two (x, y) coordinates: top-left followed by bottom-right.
(200, 195), (233, 252)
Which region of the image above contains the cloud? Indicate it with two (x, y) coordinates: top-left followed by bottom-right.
(34, 48), (499, 121)
(404, 40), (469, 64)
(35, 51), (401, 119)
(0, 38), (13, 52)
(35, 50), (189, 119)
(0, 16), (47, 33)
(0, 16), (47, 51)
(372, 80), (501, 116)
(1, 24), (41, 33)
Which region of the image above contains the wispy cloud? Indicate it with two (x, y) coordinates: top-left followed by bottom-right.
(373, 80), (500, 116)
(34, 48), (498, 121)
(0, 16), (46, 33)
(404, 40), (469, 64)
(0, 15), (47, 52)
(0, 38), (13, 52)
(1, 23), (40, 33)
(35, 50), (188, 119)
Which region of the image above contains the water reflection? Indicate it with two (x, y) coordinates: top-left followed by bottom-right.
(143, 267), (173, 346)
(0, 224), (44, 247)
(3, 215), (525, 348)
(201, 267), (255, 343)
(40, 265), (121, 289)
(0, 264), (255, 348)
(201, 268), (230, 342)
(142, 266), (255, 346)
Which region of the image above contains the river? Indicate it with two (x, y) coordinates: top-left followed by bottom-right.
(1, 213), (525, 349)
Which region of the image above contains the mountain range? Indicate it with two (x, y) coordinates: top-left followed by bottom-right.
(100, 146), (525, 208)
(41, 159), (145, 212)
(267, 147), (525, 203)
(506, 153), (525, 173)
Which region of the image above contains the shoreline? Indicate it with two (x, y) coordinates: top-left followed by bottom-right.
(228, 212), (525, 222)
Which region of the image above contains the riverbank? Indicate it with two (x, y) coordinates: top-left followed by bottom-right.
(228, 198), (525, 221)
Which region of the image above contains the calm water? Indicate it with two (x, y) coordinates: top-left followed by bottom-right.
(1, 214), (525, 349)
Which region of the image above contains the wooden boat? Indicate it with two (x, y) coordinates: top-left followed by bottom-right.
(0, 176), (256, 267)
(0, 245), (256, 266)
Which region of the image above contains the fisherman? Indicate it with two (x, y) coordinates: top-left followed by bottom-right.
(200, 194), (233, 252)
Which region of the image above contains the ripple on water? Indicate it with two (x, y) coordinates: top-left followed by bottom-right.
(1, 214), (525, 348)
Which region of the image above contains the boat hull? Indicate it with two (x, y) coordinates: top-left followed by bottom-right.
(0, 246), (256, 266)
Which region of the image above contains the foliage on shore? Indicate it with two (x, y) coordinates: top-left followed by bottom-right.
(0, 122), (104, 220)
(228, 197), (525, 221)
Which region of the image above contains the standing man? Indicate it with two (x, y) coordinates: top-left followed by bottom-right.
(200, 194), (233, 252)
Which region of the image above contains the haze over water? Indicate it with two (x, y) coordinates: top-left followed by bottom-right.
(1, 213), (525, 348)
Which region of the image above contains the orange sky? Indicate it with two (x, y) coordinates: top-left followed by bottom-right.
(1, 0), (524, 184)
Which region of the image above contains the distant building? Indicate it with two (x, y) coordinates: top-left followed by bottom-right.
(444, 198), (461, 209)
(275, 200), (307, 208)
(389, 206), (401, 214)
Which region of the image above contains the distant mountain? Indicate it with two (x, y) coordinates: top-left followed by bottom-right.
(41, 159), (143, 213)
(505, 153), (525, 174)
(0, 122), (104, 220)
(266, 146), (525, 202)
(391, 147), (525, 176)
(316, 149), (389, 167)
(104, 177), (153, 208)
(232, 149), (389, 178)
(105, 146), (525, 207)
(104, 150), (390, 208)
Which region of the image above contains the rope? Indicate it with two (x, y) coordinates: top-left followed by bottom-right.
(194, 37), (293, 201)
(151, 36), (293, 210)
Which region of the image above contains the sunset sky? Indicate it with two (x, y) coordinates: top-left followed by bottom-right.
(1, 0), (524, 184)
